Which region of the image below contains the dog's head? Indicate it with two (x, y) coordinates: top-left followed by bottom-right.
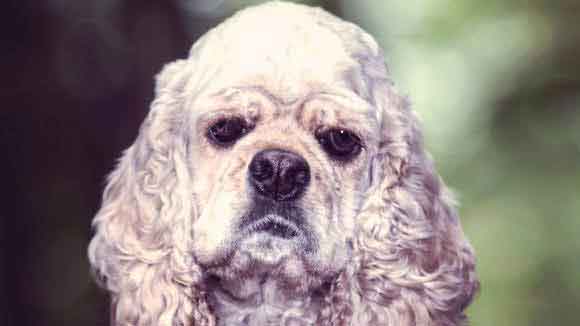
(188, 13), (382, 287)
(89, 2), (478, 325)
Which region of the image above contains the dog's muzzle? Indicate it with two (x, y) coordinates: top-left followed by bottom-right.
(243, 148), (310, 239)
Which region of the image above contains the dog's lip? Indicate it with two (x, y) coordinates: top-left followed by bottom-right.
(243, 214), (301, 239)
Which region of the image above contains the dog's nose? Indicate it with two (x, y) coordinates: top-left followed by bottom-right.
(248, 149), (310, 201)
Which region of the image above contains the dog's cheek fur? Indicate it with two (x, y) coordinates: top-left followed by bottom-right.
(190, 153), (253, 266)
(88, 60), (217, 326)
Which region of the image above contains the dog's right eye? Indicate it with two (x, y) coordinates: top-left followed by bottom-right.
(207, 117), (249, 147)
(316, 128), (362, 161)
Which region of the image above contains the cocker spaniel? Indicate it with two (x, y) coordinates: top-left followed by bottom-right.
(88, 2), (479, 325)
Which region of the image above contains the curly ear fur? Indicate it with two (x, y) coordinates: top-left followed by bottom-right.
(88, 60), (215, 326)
(318, 48), (479, 325)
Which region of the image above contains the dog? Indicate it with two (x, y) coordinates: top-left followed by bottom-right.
(88, 2), (478, 325)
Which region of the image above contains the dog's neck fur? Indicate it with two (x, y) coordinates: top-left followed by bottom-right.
(207, 274), (324, 326)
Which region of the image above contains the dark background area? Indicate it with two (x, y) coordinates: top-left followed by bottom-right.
(2, 1), (214, 324)
(2, 1), (579, 325)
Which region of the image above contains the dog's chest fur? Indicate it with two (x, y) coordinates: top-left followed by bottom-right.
(208, 275), (322, 326)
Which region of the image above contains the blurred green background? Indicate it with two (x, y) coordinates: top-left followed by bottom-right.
(3, 0), (579, 325)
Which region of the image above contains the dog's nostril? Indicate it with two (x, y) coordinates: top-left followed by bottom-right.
(250, 157), (274, 181)
(248, 148), (310, 201)
(292, 169), (309, 185)
(278, 166), (308, 195)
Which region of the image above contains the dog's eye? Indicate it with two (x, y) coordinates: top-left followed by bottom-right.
(316, 128), (362, 160)
(207, 117), (249, 146)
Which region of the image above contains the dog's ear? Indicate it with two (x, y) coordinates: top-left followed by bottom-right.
(345, 61), (479, 325)
(88, 59), (215, 325)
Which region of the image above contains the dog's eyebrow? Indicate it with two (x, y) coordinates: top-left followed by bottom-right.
(305, 89), (373, 112)
(204, 85), (377, 131)
(297, 88), (376, 124)
(209, 85), (285, 105)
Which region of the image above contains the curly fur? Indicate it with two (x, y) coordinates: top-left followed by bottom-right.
(88, 2), (478, 325)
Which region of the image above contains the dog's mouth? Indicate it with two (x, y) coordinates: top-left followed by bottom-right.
(244, 214), (300, 239)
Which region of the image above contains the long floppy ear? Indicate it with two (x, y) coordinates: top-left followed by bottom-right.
(346, 59), (479, 325)
(88, 59), (215, 325)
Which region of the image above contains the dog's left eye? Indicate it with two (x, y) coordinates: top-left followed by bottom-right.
(207, 117), (249, 146)
(316, 128), (362, 161)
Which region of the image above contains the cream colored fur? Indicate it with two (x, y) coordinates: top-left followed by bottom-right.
(88, 2), (478, 325)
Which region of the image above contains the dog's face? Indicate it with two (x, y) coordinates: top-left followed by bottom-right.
(188, 60), (380, 290)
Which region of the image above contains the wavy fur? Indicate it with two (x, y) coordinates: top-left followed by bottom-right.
(88, 2), (478, 325)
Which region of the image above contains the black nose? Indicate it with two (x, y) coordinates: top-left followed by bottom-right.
(248, 149), (310, 201)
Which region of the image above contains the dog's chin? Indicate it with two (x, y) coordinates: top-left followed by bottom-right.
(205, 244), (328, 298)
(237, 231), (301, 266)
(201, 221), (324, 290)
(219, 212), (311, 268)
(206, 231), (310, 281)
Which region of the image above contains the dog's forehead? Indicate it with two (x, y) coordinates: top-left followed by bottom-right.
(182, 2), (380, 115)
(217, 10), (352, 80)
(193, 20), (357, 96)
(201, 1), (357, 72)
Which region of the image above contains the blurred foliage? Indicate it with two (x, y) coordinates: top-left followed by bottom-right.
(3, 0), (578, 325)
